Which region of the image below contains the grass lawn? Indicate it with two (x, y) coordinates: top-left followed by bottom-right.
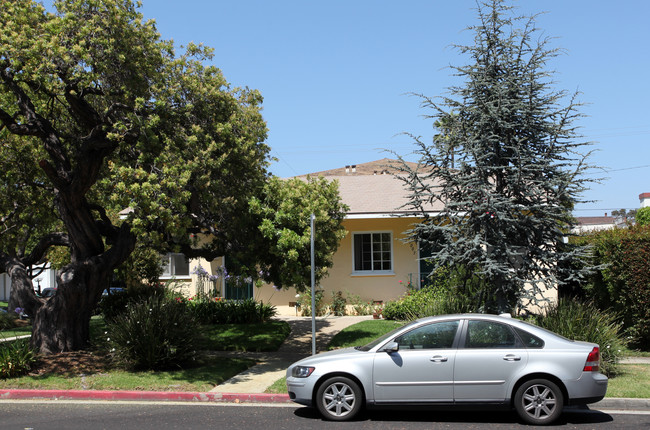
(197, 320), (291, 352)
(0, 356), (254, 391)
(0, 325), (32, 339)
(327, 319), (405, 350)
(1, 316), (291, 392)
(606, 364), (650, 398)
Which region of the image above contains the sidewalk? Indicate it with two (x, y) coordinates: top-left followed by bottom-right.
(0, 315), (648, 413)
(209, 315), (372, 394)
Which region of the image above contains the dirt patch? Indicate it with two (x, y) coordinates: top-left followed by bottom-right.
(29, 351), (112, 376)
(12, 319), (31, 328)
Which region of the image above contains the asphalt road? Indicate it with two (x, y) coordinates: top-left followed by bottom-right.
(0, 401), (648, 430)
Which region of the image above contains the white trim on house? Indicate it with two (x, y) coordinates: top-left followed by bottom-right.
(346, 212), (439, 220)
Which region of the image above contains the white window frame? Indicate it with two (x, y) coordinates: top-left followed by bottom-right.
(351, 231), (394, 275)
(160, 253), (190, 279)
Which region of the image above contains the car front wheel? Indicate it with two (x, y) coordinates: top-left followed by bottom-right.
(315, 376), (363, 421)
(514, 378), (564, 425)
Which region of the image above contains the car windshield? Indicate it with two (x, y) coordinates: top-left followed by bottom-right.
(355, 323), (408, 351)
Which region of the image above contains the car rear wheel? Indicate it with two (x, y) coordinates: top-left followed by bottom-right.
(514, 379), (564, 425)
(316, 376), (362, 421)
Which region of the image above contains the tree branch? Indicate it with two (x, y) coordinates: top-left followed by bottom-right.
(0, 65), (72, 181)
(24, 233), (70, 266)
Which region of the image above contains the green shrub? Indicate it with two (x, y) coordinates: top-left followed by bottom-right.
(383, 286), (473, 321)
(99, 282), (169, 322)
(636, 207), (650, 226)
(296, 289), (326, 316)
(329, 291), (347, 316)
(0, 311), (17, 330)
(0, 339), (36, 378)
(188, 298), (277, 324)
(346, 292), (374, 316)
(575, 225), (650, 349)
(532, 300), (625, 376)
(106, 295), (199, 370)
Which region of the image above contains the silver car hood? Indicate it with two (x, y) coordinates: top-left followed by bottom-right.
(292, 347), (362, 365)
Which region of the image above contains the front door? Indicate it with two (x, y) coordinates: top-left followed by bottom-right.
(225, 279), (254, 300)
(373, 320), (460, 402)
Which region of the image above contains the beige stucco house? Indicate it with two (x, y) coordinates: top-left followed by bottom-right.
(171, 159), (441, 315)
(164, 158), (563, 315)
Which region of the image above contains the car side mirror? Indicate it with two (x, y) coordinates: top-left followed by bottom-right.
(382, 341), (399, 353)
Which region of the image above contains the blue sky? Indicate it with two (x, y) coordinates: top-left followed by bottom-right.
(60, 1), (650, 216)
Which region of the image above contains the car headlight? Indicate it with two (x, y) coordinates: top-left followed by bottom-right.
(292, 366), (315, 378)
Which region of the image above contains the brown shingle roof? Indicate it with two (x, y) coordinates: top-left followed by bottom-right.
(302, 158), (418, 177)
(297, 159), (442, 215)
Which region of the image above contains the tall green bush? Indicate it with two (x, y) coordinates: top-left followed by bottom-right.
(575, 225), (650, 349)
(533, 300), (625, 376)
(106, 296), (198, 370)
(636, 207), (650, 226)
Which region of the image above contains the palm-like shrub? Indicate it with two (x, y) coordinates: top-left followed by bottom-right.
(106, 296), (198, 370)
(0, 339), (36, 378)
(533, 300), (625, 376)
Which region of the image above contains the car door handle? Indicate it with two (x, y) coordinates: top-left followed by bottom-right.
(430, 355), (448, 362)
(503, 354), (521, 361)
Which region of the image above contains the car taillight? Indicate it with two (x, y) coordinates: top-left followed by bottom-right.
(583, 347), (600, 372)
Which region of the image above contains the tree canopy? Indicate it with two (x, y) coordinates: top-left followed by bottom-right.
(0, 0), (345, 353)
(249, 176), (348, 291)
(398, 0), (595, 313)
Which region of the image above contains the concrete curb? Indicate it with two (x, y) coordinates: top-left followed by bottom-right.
(0, 389), (291, 404)
(0, 389), (647, 412)
(591, 397), (650, 411)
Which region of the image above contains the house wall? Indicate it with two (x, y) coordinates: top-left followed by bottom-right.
(179, 216), (557, 316)
(256, 216), (420, 315)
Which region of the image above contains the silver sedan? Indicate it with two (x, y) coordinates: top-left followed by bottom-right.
(286, 314), (608, 425)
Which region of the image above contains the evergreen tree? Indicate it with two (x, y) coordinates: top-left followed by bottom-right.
(398, 0), (595, 313)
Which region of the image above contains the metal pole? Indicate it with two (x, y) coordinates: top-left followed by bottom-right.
(311, 213), (316, 356)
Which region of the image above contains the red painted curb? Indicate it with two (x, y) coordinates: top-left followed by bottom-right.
(0, 389), (292, 404)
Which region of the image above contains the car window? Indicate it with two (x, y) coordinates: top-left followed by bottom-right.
(514, 327), (545, 348)
(358, 323), (407, 351)
(395, 320), (459, 350)
(465, 320), (518, 349)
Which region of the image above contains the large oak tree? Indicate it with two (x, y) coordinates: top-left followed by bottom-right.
(0, 0), (276, 354)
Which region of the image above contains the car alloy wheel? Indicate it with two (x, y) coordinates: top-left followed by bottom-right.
(515, 379), (564, 425)
(316, 376), (362, 421)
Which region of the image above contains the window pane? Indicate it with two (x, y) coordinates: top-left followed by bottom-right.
(514, 327), (545, 349)
(160, 256), (171, 277)
(466, 320), (517, 348)
(396, 320), (459, 349)
(172, 254), (189, 276)
(354, 232), (392, 272)
(354, 234), (372, 271)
